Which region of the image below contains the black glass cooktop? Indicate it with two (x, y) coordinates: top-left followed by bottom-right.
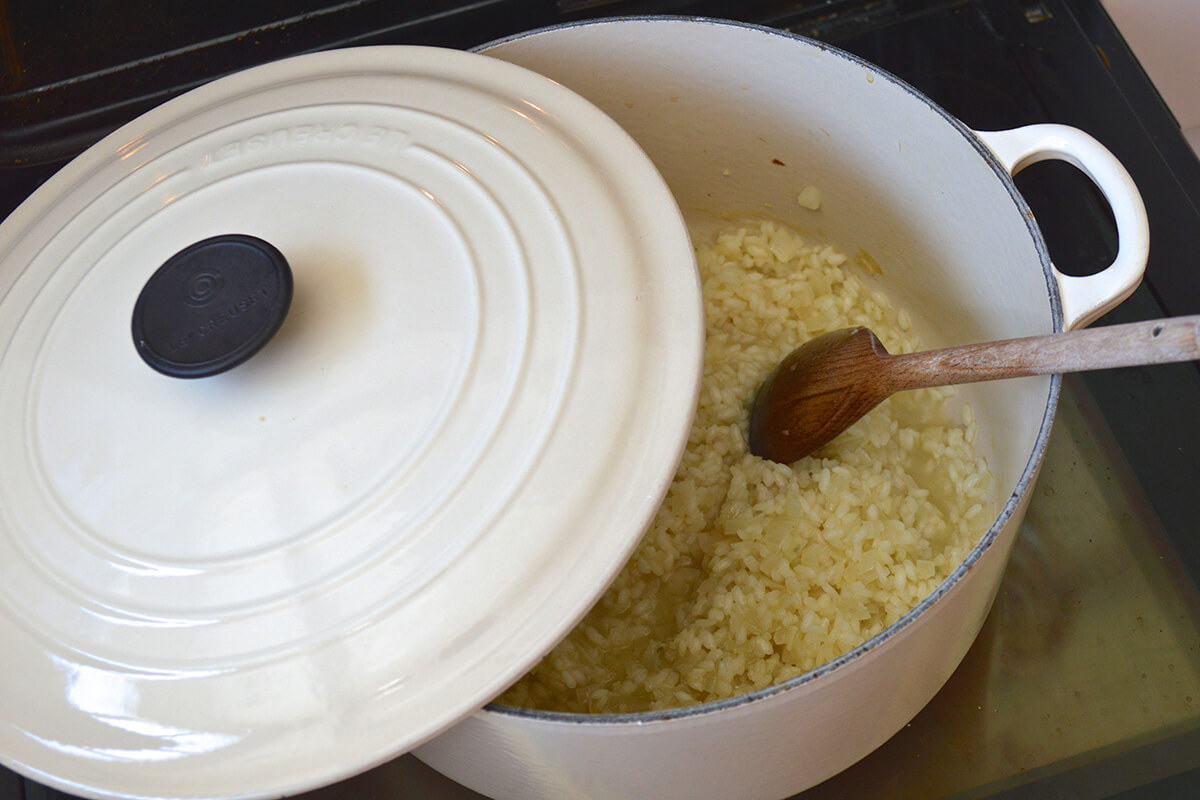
(3, 1), (1199, 798)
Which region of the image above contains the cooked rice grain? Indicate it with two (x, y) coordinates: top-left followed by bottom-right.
(498, 219), (994, 714)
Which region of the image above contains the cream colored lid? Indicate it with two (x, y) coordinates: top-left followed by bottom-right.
(0, 46), (702, 800)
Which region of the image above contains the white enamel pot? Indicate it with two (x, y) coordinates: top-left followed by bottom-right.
(412, 17), (1150, 800)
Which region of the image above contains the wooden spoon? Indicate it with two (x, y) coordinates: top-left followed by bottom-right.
(747, 315), (1200, 464)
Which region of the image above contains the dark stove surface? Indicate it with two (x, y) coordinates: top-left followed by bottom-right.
(3, 1), (1199, 798)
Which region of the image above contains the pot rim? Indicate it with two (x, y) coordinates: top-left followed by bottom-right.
(478, 14), (1064, 725)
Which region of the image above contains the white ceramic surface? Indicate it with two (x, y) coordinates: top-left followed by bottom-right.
(413, 18), (1149, 800)
(0, 46), (703, 799)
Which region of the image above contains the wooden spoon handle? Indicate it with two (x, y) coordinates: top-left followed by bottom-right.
(887, 315), (1200, 391)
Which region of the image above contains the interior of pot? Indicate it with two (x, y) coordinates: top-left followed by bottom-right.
(483, 17), (1057, 550)
(477, 17), (1060, 724)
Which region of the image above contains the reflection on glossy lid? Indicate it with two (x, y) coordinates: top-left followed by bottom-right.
(0, 45), (702, 800)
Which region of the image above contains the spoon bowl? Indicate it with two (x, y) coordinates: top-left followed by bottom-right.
(748, 327), (890, 464)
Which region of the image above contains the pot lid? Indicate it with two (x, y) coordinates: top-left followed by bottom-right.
(0, 46), (702, 799)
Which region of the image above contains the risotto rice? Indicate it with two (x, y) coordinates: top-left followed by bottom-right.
(498, 218), (994, 714)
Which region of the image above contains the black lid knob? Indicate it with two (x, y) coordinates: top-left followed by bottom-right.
(132, 234), (294, 378)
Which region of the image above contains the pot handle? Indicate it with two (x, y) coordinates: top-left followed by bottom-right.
(975, 124), (1149, 330)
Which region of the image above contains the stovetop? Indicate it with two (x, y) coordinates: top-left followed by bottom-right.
(2, 1), (1199, 798)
